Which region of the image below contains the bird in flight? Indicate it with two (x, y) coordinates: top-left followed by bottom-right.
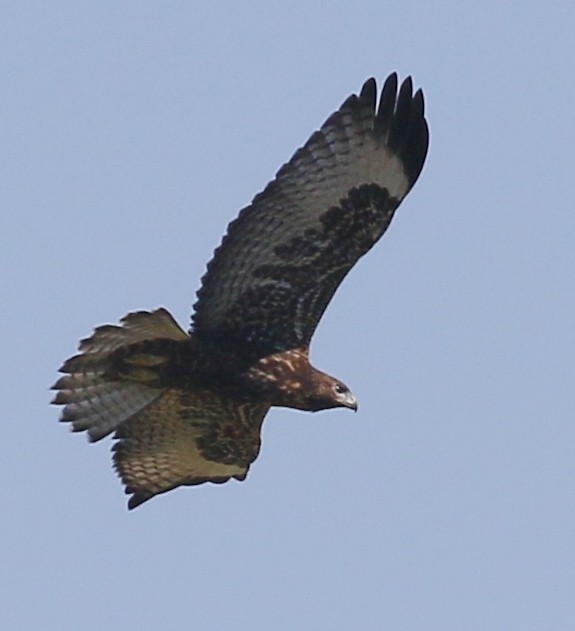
(52, 73), (429, 509)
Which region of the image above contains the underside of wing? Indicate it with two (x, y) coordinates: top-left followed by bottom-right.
(191, 73), (429, 358)
(112, 389), (269, 509)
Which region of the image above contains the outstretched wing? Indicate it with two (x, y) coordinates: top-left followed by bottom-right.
(192, 74), (429, 358)
(112, 389), (269, 509)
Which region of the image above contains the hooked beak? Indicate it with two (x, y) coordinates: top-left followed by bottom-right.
(343, 391), (358, 412)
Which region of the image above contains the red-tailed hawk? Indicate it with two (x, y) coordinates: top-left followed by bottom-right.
(53, 74), (429, 509)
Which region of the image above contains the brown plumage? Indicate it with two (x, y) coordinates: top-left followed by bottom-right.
(52, 73), (429, 509)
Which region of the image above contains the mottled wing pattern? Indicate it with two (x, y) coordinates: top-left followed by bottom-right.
(192, 74), (429, 357)
(112, 389), (269, 509)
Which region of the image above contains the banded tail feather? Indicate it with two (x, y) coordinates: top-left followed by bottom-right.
(52, 309), (188, 442)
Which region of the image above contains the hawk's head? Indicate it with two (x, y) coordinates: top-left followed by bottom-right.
(246, 349), (358, 413)
(306, 373), (358, 413)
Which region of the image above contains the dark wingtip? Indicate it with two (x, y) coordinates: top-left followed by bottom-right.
(381, 72), (428, 189)
(375, 72), (399, 135)
(399, 75), (414, 99)
(127, 491), (153, 510)
(359, 77), (377, 110)
(413, 87), (425, 117)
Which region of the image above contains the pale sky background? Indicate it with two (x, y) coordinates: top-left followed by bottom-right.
(3, 2), (575, 630)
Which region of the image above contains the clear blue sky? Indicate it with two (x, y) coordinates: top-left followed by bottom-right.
(3, 2), (575, 629)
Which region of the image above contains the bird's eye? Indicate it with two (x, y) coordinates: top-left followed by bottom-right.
(334, 383), (347, 394)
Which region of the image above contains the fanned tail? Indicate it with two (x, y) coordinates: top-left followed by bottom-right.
(52, 308), (189, 442)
